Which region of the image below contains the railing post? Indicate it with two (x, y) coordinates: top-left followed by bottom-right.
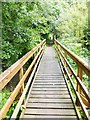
(19, 67), (24, 95)
(38, 46), (40, 52)
(15, 67), (24, 100)
(64, 53), (67, 67)
(76, 66), (82, 106)
(32, 53), (35, 60)
(77, 66), (82, 93)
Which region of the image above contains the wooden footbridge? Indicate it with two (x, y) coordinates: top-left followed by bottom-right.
(0, 39), (90, 120)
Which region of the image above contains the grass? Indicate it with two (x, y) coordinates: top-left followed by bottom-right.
(0, 89), (18, 119)
(0, 89), (11, 110)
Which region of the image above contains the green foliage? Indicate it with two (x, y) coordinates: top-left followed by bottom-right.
(6, 101), (18, 119)
(56, 0), (89, 59)
(0, 90), (11, 109)
(0, 90), (18, 118)
(1, 0), (89, 70)
(1, 2), (50, 69)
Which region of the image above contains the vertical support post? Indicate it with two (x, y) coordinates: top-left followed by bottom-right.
(38, 46), (40, 52)
(32, 54), (35, 60)
(15, 67), (24, 100)
(41, 43), (43, 48)
(64, 53), (67, 67)
(42, 43), (44, 52)
(77, 66), (82, 93)
(19, 67), (24, 94)
(76, 66), (82, 106)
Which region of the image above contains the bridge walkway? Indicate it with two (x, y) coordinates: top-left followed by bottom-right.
(22, 47), (78, 119)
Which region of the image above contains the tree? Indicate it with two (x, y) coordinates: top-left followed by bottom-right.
(1, 0), (89, 71)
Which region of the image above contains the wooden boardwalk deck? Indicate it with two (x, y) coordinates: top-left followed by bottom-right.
(21, 47), (78, 119)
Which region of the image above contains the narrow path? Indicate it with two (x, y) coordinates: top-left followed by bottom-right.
(22, 47), (78, 119)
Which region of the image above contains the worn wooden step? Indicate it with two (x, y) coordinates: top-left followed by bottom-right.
(36, 75), (63, 77)
(33, 85), (67, 88)
(23, 115), (78, 118)
(22, 47), (77, 119)
(28, 98), (72, 103)
(35, 80), (65, 82)
(24, 109), (76, 115)
(34, 83), (66, 85)
(31, 91), (69, 95)
(35, 77), (64, 79)
(37, 74), (63, 76)
(32, 88), (68, 91)
(30, 94), (70, 99)
(26, 103), (74, 109)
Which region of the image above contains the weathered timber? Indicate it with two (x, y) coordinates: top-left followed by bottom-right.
(21, 47), (78, 119)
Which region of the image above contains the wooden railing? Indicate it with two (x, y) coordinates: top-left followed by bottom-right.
(0, 40), (46, 119)
(54, 39), (90, 120)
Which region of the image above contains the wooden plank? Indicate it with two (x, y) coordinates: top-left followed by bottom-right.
(34, 81), (65, 83)
(36, 75), (63, 77)
(35, 78), (65, 80)
(37, 74), (62, 76)
(28, 98), (72, 103)
(36, 78), (65, 83)
(39, 72), (62, 74)
(36, 76), (64, 78)
(22, 47), (78, 119)
(35, 80), (65, 82)
(37, 73), (62, 77)
(32, 88), (68, 91)
(31, 91), (69, 95)
(32, 85), (67, 88)
(23, 115), (77, 118)
(33, 83), (66, 85)
(34, 82), (65, 84)
(36, 79), (63, 80)
(26, 103), (74, 109)
(24, 109), (76, 115)
(18, 67), (24, 95)
(30, 94), (70, 99)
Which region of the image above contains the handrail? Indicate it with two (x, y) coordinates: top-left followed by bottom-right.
(54, 40), (90, 77)
(11, 47), (43, 118)
(0, 40), (46, 119)
(54, 39), (90, 120)
(0, 40), (46, 90)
